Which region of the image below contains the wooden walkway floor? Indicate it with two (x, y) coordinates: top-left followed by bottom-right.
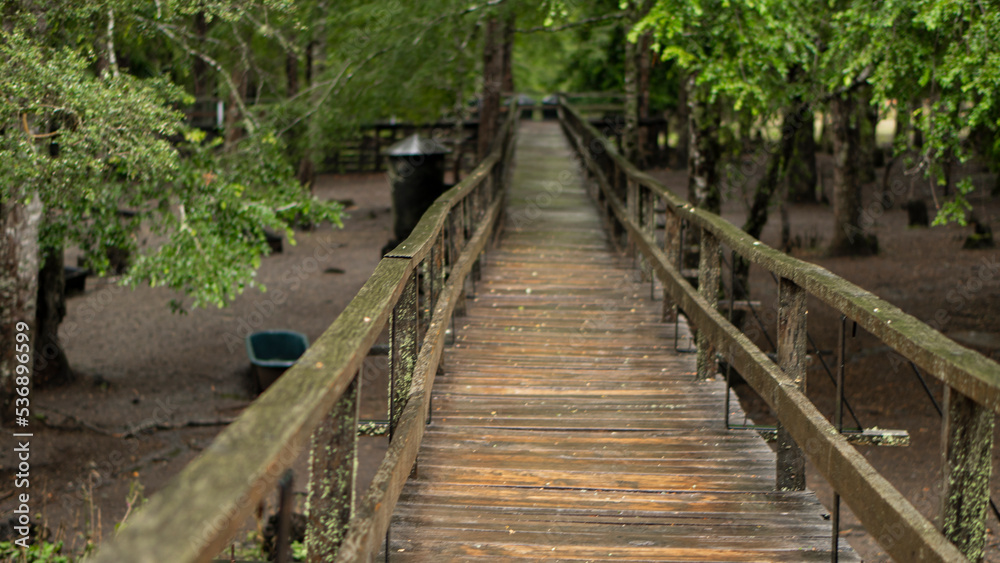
(388, 121), (859, 561)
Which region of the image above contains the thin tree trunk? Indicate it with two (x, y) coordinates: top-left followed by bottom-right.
(501, 14), (515, 94)
(637, 31), (650, 169)
(223, 65), (248, 151)
(786, 106), (817, 202)
(912, 98), (924, 149)
(299, 2), (327, 189)
(478, 17), (502, 161)
(0, 192), (42, 425)
(687, 75), (721, 213)
(828, 91), (877, 256)
(673, 68), (690, 169)
(34, 246), (70, 387)
(857, 85), (877, 184)
(623, 31), (638, 164)
(192, 12), (210, 98)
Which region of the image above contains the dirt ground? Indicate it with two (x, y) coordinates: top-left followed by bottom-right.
(4, 145), (1000, 561)
(0, 172), (396, 558)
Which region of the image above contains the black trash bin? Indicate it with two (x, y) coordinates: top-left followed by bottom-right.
(542, 94), (559, 120)
(384, 134), (451, 250)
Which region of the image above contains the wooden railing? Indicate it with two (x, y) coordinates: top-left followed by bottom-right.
(559, 95), (1000, 563)
(324, 121), (479, 175)
(92, 107), (517, 563)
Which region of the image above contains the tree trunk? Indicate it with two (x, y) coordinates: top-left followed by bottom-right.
(912, 98), (924, 149)
(299, 2), (328, 189)
(223, 65), (248, 151)
(894, 99), (911, 151)
(687, 76), (721, 213)
(0, 192), (42, 425)
(856, 85), (877, 184)
(828, 91), (877, 256)
(192, 11), (211, 98)
(624, 31), (652, 168)
(34, 246), (70, 387)
(785, 106), (817, 202)
(286, 48), (299, 98)
(623, 31), (639, 165)
(637, 32), (651, 169)
(478, 17), (503, 161)
(673, 68), (690, 169)
(501, 14), (515, 94)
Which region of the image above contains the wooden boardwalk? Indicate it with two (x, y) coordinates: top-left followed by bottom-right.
(388, 121), (858, 561)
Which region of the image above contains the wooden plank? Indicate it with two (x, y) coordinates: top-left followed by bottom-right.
(562, 106), (965, 561)
(335, 177), (508, 562)
(611, 180), (966, 562)
(390, 121), (856, 562)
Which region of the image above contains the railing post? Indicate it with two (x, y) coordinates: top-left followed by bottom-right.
(389, 269), (418, 440)
(306, 374), (359, 561)
(641, 186), (654, 284)
(776, 277), (807, 491)
(662, 208), (680, 322)
(626, 177), (638, 259)
(941, 386), (994, 562)
(695, 229), (720, 380)
(450, 209), (467, 317)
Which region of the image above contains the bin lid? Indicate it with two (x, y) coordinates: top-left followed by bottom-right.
(506, 94), (536, 106)
(385, 134), (451, 156)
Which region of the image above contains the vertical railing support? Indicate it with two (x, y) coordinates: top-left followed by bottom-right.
(640, 185), (654, 284)
(306, 374), (359, 562)
(275, 470), (295, 563)
(662, 207), (680, 322)
(776, 277), (807, 491)
(389, 270), (418, 440)
(695, 229), (720, 380)
(626, 178), (639, 260)
(941, 386), (994, 562)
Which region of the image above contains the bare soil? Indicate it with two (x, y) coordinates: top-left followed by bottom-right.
(0, 172), (396, 558)
(3, 151), (1000, 561)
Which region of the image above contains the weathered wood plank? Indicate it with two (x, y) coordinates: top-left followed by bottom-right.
(562, 106), (965, 561)
(390, 121), (856, 562)
(334, 181), (507, 562)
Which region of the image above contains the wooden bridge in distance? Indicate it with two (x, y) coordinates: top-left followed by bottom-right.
(95, 98), (999, 563)
(388, 121), (856, 560)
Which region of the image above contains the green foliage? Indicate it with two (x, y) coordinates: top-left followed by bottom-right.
(830, 0), (1000, 224)
(1, 3), (342, 312)
(932, 177), (975, 226)
(0, 540), (71, 563)
(635, 0), (816, 119)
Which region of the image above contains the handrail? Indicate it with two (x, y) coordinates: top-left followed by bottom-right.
(92, 107), (518, 563)
(558, 95), (998, 562)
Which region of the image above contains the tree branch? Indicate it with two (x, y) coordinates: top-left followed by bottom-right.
(517, 12), (628, 34)
(146, 19), (258, 134)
